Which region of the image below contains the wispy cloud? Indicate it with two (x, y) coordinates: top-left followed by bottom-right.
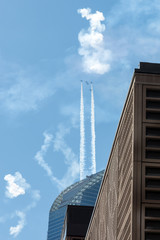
(106, 0), (160, 64)
(60, 104), (79, 128)
(0, 78), (54, 114)
(31, 189), (41, 201)
(10, 211), (26, 238)
(25, 190), (41, 212)
(5, 194), (40, 238)
(4, 172), (30, 199)
(77, 8), (111, 74)
(108, 0), (153, 27)
(11, 190), (40, 237)
(35, 125), (79, 190)
(0, 60), (55, 115)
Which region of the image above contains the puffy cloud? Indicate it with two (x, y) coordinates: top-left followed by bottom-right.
(9, 190), (40, 237)
(4, 172), (30, 199)
(9, 211), (26, 238)
(3, 173), (41, 237)
(78, 8), (111, 74)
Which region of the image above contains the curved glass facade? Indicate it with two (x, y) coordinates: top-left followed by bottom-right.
(47, 170), (104, 240)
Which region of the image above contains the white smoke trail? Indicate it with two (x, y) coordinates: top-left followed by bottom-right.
(80, 82), (85, 180)
(77, 8), (111, 74)
(91, 83), (96, 174)
(35, 128), (79, 191)
(34, 132), (63, 189)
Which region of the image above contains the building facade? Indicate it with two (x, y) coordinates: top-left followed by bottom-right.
(47, 170), (104, 240)
(85, 62), (160, 240)
(61, 205), (93, 240)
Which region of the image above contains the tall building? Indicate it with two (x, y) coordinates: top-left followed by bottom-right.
(47, 170), (104, 240)
(85, 62), (160, 240)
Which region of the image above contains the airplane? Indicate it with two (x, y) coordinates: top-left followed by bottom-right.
(85, 80), (89, 85)
(90, 81), (93, 91)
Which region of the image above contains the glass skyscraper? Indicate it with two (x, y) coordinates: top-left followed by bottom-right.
(47, 170), (104, 240)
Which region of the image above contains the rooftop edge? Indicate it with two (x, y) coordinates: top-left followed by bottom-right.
(135, 62), (160, 74)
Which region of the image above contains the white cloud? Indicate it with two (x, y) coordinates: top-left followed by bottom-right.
(31, 189), (41, 201)
(3, 173), (41, 237)
(9, 190), (40, 237)
(3, 190), (40, 238)
(0, 78), (54, 113)
(0, 60), (55, 114)
(25, 190), (41, 211)
(4, 172), (30, 199)
(78, 8), (111, 74)
(106, 0), (160, 61)
(108, 0), (153, 27)
(10, 211), (26, 238)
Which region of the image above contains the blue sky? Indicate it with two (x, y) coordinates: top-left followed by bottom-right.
(1, 0), (160, 239)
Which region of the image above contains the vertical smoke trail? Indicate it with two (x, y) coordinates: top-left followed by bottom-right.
(80, 82), (85, 180)
(91, 83), (96, 174)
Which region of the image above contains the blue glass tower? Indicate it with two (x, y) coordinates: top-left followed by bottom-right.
(47, 170), (104, 240)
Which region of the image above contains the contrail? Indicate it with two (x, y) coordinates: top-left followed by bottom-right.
(91, 83), (96, 174)
(34, 132), (63, 189)
(80, 82), (85, 180)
